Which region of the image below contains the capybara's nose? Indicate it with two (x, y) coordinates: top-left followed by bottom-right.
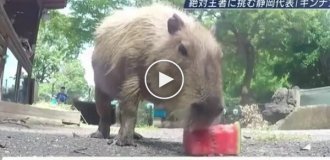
(191, 96), (223, 117)
(205, 96), (223, 116)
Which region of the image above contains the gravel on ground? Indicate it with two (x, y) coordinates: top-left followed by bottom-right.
(0, 124), (330, 157)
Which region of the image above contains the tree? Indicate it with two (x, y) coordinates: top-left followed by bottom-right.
(37, 59), (89, 103)
(270, 11), (330, 88)
(214, 10), (330, 104)
(52, 59), (90, 101)
(68, 0), (132, 45)
(33, 11), (81, 83)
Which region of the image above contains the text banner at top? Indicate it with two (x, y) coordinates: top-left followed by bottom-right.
(183, 0), (330, 9)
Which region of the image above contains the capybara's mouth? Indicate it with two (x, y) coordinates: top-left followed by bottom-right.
(186, 116), (221, 132)
(187, 108), (223, 131)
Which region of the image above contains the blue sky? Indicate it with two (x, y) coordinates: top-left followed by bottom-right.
(2, 49), (18, 89)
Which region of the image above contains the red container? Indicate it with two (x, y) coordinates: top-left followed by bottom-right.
(183, 122), (241, 156)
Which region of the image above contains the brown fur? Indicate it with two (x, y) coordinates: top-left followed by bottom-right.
(91, 3), (224, 146)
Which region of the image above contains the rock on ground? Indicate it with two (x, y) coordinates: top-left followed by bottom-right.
(262, 86), (300, 124)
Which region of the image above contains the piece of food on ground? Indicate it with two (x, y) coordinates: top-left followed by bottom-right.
(183, 122), (241, 156)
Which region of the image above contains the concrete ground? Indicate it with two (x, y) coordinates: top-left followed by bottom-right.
(0, 123), (330, 157)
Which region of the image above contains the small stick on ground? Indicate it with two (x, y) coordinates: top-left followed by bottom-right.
(0, 119), (30, 129)
(107, 138), (118, 146)
(72, 132), (82, 138)
(72, 147), (92, 156)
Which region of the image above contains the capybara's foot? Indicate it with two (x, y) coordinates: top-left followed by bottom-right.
(89, 130), (109, 139)
(134, 132), (143, 140)
(115, 137), (137, 147)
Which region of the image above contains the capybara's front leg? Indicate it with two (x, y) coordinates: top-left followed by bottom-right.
(117, 108), (143, 140)
(90, 87), (112, 139)
(116, 99), (139, 146)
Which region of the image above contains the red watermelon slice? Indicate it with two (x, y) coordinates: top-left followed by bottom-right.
(183, 122), (241, 156)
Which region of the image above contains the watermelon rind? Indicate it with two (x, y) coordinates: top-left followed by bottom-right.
(234, 121), (241, 155)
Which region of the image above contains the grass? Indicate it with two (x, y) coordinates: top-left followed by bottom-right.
(136, 125), (160, 132)
(256, 133), (311, 142)
(243, 129), (312, 142)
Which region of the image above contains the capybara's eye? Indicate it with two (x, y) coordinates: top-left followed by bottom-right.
(178, 44), (188, 57)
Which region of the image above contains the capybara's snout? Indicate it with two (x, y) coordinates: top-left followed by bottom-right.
(191, 96), (223, 116)
(188, 96), (224, 130)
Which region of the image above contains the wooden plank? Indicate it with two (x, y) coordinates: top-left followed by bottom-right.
(0, 5), (32, 72)
(0, 101), (81, 124)
(0, 33), (5, 46)
(42, 0), (67, 9)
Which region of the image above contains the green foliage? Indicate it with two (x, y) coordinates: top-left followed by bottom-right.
(36, 59), (89, 104)
(251, 51), (291, 102)
(37, 83), (53, 102)
(52, 59), (90, 102)
(33, 11), (82, 83)
(68, 0), (133, 44)
(33, 10), (90, 103)
(213, 10), (330, 102)
(271, 11), (330, 89)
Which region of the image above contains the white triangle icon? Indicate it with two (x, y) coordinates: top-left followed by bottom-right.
(158, 72), (174, 88)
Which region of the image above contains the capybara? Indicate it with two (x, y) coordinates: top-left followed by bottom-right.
(91, 3), (225, 146)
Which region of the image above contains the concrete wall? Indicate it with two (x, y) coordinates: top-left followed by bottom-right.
(278, 105), (330, 130)
(300, 86), (330, 106)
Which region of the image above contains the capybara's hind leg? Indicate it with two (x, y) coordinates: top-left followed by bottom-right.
(116, 99), (139, 146)
(90, 87), (113, 139)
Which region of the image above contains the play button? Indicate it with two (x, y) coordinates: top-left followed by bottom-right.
(159, 72), (174, 88)
(144, 59), (184, 100)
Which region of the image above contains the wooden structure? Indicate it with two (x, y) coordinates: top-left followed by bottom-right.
(0, 0), (67, 104)
(0, 101), (81, 125)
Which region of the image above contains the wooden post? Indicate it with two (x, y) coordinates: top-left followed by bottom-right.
(26, 44), (36, 105)
(0, 47), (7, 100)
(14, 63), (21, 102)
(28, 78), (35, 104)
(0, 0), (5, 6)
(0, 34), (8, 101)
(25, 72), (31, 104)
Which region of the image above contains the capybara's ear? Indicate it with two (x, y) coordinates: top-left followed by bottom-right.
(167, 13), (184, 35)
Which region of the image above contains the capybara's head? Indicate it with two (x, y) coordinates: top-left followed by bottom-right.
(145, 12), (224, 131)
